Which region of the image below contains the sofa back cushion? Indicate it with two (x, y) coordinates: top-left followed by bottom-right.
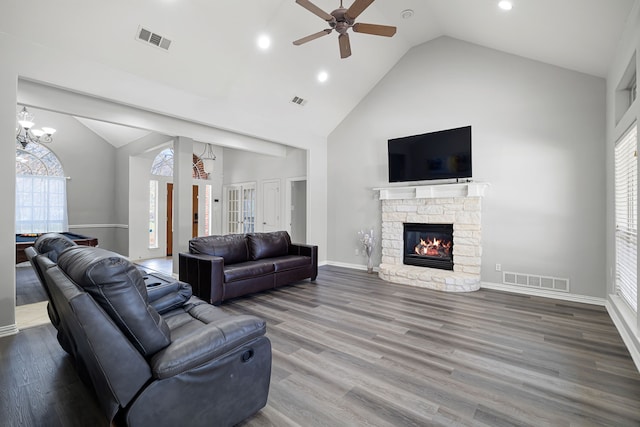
(57, 246), (171, 357)
(247, 231), (291, 260)
(189, 234), (249, 265)
(34, 233), (77, 262)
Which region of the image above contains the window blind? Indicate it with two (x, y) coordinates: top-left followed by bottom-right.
(615, 123), (638, 313)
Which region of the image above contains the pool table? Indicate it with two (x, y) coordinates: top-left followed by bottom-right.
(16, 232), (99, 264)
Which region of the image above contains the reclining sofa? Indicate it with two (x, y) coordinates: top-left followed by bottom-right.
(36, 243), (271, 427)
(25, 233), (191, 353)
(179, 231), (317, 305)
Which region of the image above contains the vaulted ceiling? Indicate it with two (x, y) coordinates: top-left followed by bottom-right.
(2, 0), (635, 147)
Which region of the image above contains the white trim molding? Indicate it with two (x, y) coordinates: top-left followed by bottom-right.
(0, 323), (18, 338)
(68, 224), (128, 229)
(606, 295), (640, 372)
(480, 281), (606, 306)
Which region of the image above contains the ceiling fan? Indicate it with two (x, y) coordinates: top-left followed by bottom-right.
(293, 0), (396, 59)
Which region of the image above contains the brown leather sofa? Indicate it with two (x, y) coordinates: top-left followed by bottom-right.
(179, 231), (317, 305)
(39, 245), (271, 426)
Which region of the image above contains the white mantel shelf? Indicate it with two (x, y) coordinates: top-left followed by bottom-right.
(374, 182), (489, 200)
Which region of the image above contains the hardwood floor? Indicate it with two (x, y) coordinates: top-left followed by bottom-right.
(2, 265), (639, 426)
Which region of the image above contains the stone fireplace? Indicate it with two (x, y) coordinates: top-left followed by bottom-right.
(377, 182), (489, 292)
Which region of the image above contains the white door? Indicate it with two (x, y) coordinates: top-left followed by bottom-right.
(262, 179), (280, 232)
(224, 183), (256, 234)
(225, 185), (242, 234)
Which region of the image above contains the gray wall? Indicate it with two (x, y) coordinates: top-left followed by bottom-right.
(23, 108), (119, 251)
(327, 37), (606, 298)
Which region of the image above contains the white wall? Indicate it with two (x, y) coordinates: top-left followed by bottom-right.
(605, 2), (640, 369)
(223, 146), (309, 239)
(0, 61), (18, 334)
(327, 37), (606, 299)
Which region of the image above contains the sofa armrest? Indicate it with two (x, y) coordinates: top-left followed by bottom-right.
(150, 315), (266, 379)
(178, 252), (225, 304)
(289, 243), (318, 280)
(147, 280), (192, 314)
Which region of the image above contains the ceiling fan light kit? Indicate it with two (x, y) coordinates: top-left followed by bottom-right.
(293, 0), (396, 59)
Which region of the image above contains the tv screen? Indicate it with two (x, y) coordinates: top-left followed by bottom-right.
(388, 126), (472, 183)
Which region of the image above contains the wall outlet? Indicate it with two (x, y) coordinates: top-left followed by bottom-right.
(495, 263), (502, 271)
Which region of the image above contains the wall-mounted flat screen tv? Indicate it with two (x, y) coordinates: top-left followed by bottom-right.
(388, 125), (472, 183)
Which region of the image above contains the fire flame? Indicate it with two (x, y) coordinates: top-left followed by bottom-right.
(414, 237), (452, 258)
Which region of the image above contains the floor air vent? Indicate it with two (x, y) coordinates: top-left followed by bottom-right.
(503, 271), (570, 292)
(136, 26), (172, 51)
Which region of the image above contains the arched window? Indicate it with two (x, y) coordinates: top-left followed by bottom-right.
(15, 141), (68, 233)
(150, 148), (208, 179)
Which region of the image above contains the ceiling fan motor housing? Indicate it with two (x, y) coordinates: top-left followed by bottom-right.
(330, 8), (354, 34)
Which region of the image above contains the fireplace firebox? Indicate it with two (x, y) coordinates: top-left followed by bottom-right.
(403, 223), (454, 270)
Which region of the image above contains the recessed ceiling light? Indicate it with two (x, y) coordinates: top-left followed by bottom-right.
(317, 71), (329, 83)
(257, 34), (271, 50)
(498, 1), (513, 11)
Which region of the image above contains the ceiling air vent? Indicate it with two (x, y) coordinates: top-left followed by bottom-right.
(136, 26), (172, 51)
(291, 96), (307, 106)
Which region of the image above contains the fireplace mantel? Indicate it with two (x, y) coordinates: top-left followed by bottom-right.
(374, 182), (489, 200)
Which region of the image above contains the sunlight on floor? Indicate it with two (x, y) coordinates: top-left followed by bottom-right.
(16, 301), (50, 330)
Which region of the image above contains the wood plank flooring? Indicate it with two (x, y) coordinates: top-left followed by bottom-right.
(2, 265), (639, 426)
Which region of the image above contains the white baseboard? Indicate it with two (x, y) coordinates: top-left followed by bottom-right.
(0, 324), (18, 338)
(325, 261), (379, 272)
(606, 296), (640, 372)
(481, 281), (606, 306)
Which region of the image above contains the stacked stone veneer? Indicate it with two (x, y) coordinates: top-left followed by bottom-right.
(378, 194), (483, 292)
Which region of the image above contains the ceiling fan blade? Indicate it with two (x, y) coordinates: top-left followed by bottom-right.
(293, 29), (332, 45)
(345, 0), (375, 20)
(295, 0), (335, 22)
(339, 33), (351, 59)
(352, 23), (396, 37)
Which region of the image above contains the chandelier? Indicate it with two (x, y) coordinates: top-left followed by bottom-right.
(199, 143), (217, 174)
(16, 106), (56, 148)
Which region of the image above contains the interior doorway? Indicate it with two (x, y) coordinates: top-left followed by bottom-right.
(286, 178), (307, 243)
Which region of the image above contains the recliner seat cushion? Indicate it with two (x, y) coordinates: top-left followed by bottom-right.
(34, 233), (77, 263)
(247, 231), (290, 260)
(57, 246), (171, 356)
(189, 234), (249, 265)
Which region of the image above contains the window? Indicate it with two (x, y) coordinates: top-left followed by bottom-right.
(15, 142), (68, 233)
(615, 123), (638, 313)
(204, 184), (211, 236)
(150, 148), (208, 179)
(149, 180), (159, 248)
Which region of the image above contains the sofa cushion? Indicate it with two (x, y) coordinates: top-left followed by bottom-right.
(189, 234), (249, 265)
(57, 246), (171, 357)
(34, 233), (77, 262)
(224, 260), (275, 283)
(271, 255), (312, 272)
(247, 231), (291, 260)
